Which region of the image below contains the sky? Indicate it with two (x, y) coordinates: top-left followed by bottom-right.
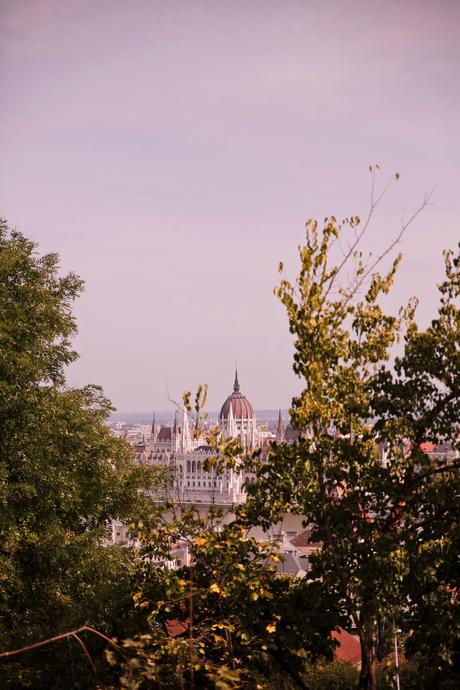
(1, 0), (459, 413)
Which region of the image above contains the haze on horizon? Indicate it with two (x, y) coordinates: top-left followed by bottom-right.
(1, 0), (459, 413)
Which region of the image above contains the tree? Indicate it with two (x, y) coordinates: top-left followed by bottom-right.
(0, 219), (158, 688)
(241, 174), (460, 689)
(110, 173), (459, 689)
(115, 506), (339, 690)
(110, 399), (340, 689)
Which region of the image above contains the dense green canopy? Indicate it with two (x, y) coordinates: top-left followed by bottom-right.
(0, 219), (157, 688)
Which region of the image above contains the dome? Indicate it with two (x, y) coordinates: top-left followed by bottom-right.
(219, 370), (255, 420)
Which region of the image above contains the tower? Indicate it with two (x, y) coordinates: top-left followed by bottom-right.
(181, 408), (191, 453)
(219, 368), (257, 449)
(173, 409), (178, 437)
(151, 412), (157, 440)
(275, 409), (285, 443)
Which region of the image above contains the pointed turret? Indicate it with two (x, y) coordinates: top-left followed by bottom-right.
(181, 408), (190, 453)
(151, 412), (157, 438)
(276, 409), (285, 443)
(233, 367), (240, 393)
(173, 409), (178, 436)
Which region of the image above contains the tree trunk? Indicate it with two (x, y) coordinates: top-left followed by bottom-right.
(358, 627), (376, 690)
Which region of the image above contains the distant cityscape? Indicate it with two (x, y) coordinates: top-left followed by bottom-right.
(110, 408), (290, 429)
(108, 371), (303, 544)
(108, 369), (458, 549)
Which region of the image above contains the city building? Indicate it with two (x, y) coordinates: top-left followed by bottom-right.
(110, 370), (308, 546)
(146, 369), (262, 506)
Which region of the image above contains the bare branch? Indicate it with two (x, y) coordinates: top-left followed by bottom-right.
(0, 625), (118, 663)
(71, 633), (97, 674)
(323, 169), (396, 302)
(344, 190), (432, 307)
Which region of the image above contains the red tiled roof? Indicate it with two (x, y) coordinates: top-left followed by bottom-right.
(333, 629), (361, 665)
(290, 529), (322, 549)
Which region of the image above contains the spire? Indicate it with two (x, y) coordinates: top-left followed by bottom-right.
(233, 367), (240, 393)
(151, 412), (156, 437)
(251, 421), (256, 450)
(276, 409), (285, 443)
(181, 409), (190, 452)
(173, 409), (178, 436)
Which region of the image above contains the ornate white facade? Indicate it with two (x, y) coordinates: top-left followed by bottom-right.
(111, 377), (310, 547)
(143, 371), (262, 506)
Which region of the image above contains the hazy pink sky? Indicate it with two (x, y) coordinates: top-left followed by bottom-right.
(1, 0), (459, 412)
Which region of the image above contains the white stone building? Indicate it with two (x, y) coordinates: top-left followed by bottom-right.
(110, 371), (308, 548)
(143, 370), (264, 506)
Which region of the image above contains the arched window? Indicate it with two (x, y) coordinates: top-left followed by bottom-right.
(197, 461), (202, 473)
(187, 460), (191, 473)
(192, 461), (196, 473)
